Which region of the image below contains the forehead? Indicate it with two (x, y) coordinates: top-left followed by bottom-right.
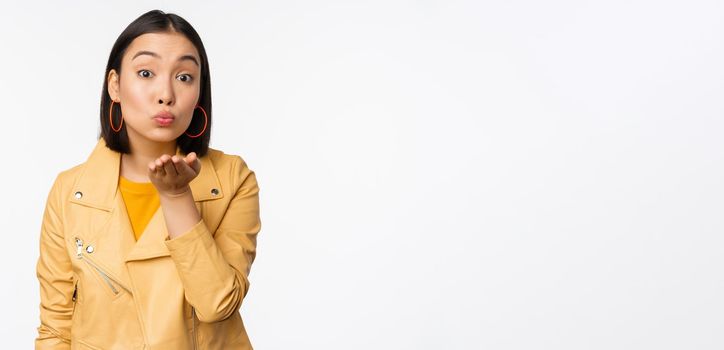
(124, 32), (199, 62)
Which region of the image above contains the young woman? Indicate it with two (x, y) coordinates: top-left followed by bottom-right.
(34, 10), (262, 349)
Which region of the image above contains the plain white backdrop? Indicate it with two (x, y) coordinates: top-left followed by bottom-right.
(0, 0), (722, 349)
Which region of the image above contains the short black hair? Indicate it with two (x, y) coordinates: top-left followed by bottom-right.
(99, 9), (212, 157)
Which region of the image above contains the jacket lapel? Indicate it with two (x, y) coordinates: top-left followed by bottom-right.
(68, 137), (225, 286)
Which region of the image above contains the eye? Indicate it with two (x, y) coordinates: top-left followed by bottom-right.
(137, 69), (153, 78)
(177, 74), (194, 83)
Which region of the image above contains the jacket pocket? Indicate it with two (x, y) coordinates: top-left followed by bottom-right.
(74, 237), (124, 299)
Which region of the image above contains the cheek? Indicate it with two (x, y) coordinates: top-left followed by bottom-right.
(180, 85), (200, 100)
(120, 79), (149, 105)
(179, 90), (200, 111)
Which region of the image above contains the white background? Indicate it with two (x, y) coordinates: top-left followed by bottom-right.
(1, 0), (722, 349)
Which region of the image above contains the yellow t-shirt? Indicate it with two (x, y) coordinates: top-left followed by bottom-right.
(119, 176), (160, 241)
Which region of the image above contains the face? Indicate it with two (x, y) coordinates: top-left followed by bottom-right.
(107, 31), (201, 146)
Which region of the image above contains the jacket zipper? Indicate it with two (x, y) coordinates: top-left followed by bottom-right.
(191, 306), (198, 349)
(75, 237), (121, 295)
(71, 281), (78, 314)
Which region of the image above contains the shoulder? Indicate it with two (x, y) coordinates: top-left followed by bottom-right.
(206, 147), (257, 188)
(50, 163), (84, 193)
(206, 147), (236, 169)
(42, 162), (84, 210)
(57, 163), (85, 181)
(208, 147), (256, 171)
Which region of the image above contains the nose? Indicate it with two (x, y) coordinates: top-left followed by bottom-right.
(157, 79), (175, 106)
(158, 98), (172, 105)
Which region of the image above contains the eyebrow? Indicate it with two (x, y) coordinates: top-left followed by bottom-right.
(131, 50), (200, 67)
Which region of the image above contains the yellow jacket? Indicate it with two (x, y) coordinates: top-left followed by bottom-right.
(35, 137), (262, 349)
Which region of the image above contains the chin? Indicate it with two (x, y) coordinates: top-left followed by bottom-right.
(145, 129), (183, 142)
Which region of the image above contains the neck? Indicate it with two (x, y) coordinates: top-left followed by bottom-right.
(121, 137), (178, 183)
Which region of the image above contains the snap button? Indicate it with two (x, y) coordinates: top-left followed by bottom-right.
(74, 191), (83, 199)
(85, 245), (94, 253)
(211, 188), (219, 196)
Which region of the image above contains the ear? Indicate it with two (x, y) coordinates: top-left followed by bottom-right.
(107, 69), (120, 102)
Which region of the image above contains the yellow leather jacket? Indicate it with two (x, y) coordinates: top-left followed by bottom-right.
(35, 137), (262, 349)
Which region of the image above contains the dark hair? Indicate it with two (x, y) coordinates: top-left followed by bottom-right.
(99, 9), (211, 157)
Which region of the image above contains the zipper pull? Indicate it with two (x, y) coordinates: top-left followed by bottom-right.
(75, 238), (83, 259)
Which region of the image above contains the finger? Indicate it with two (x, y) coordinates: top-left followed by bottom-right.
(162, 155), (178, 176)
(148, 162), (161, 181)
(185, 152), (202, 174)
(172, 155), (192, 177)
(184, 152), (196, 166)
(191, 158), (201, 174)
(155, 158), (166, 176)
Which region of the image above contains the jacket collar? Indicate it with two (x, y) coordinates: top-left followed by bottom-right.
(70, 137), (223, 211)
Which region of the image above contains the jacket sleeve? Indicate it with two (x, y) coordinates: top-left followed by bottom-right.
(164, 156), (262, 323)
(35, 175), (74, 349)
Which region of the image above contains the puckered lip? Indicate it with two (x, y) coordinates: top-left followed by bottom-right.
(154, 111), (175, 119)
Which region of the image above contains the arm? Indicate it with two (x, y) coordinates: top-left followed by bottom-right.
(164, 156), (262, 322)
(35, 176), (74, 349)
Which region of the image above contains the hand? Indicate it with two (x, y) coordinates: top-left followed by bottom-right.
(148, 152), (202, 197)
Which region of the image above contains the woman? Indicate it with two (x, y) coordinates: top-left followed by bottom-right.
(35, 10), (262, 349)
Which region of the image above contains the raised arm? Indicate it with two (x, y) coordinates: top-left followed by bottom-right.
(164, 156), (262, 322)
